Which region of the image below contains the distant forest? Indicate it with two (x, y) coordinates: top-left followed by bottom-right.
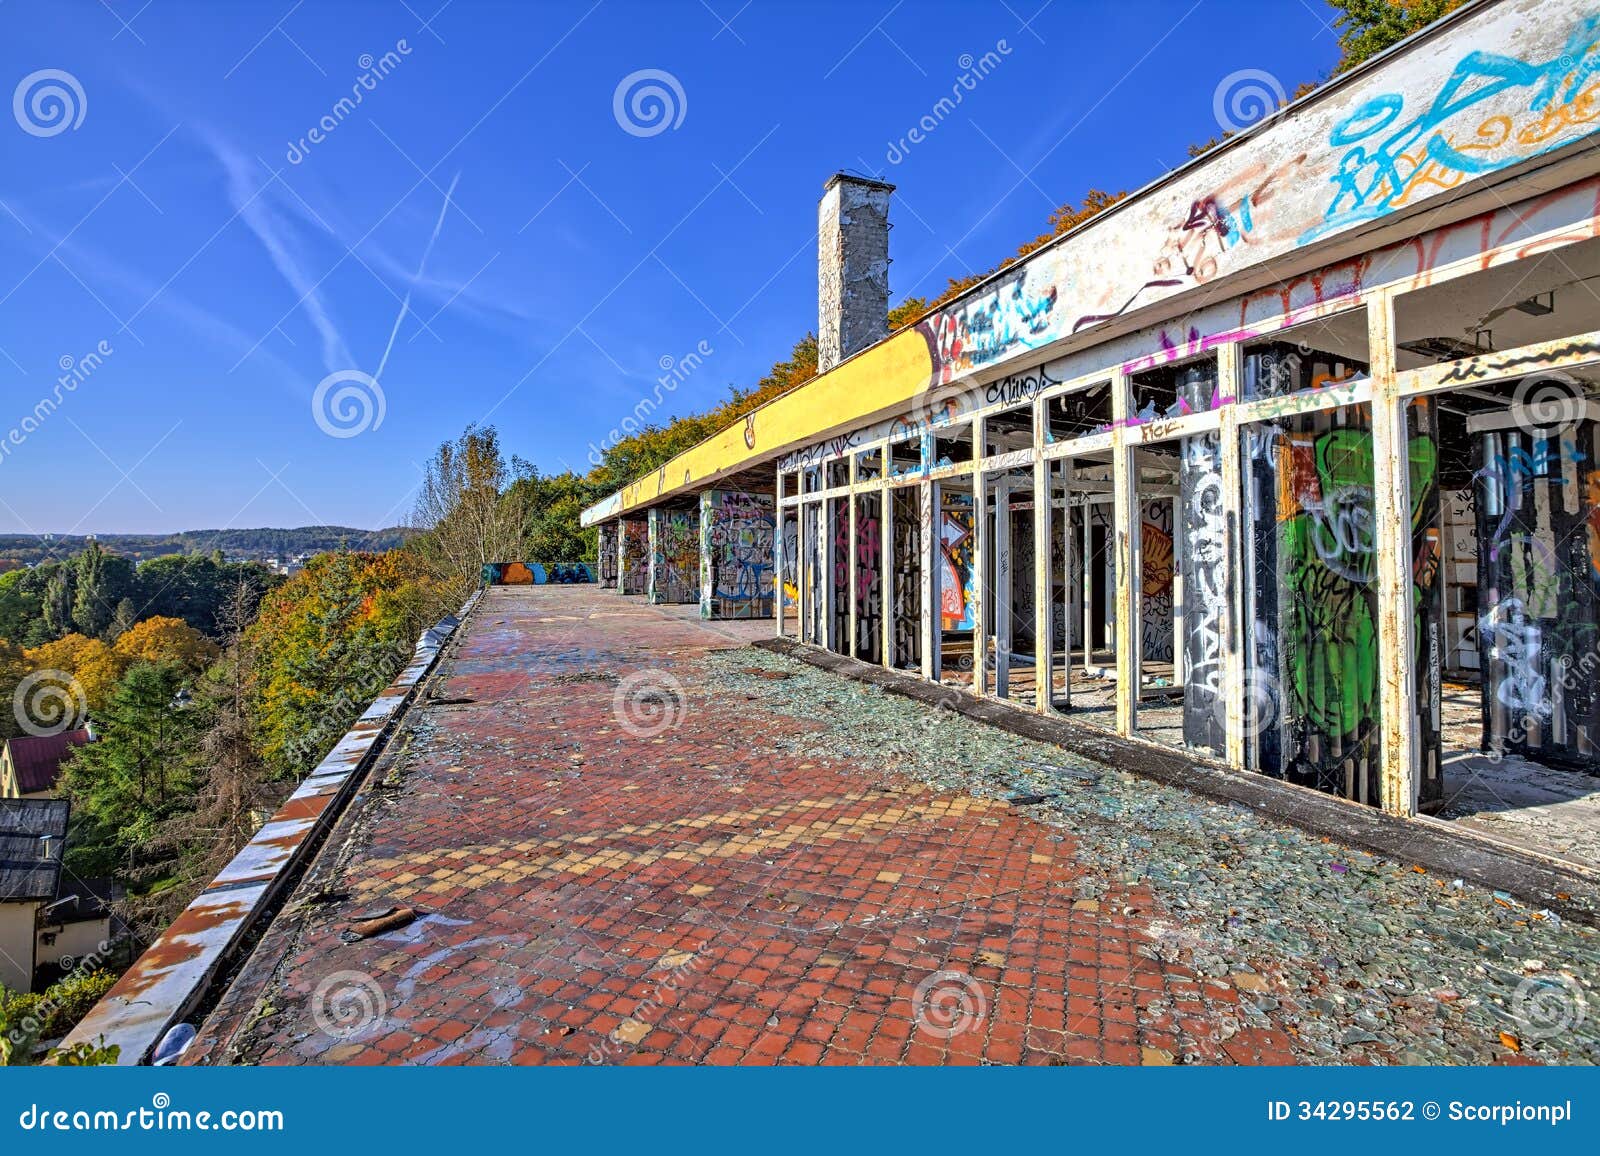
(0, 526), (414, 570)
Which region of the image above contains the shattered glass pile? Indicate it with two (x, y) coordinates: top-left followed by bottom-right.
(709, 649), (1600, 1065)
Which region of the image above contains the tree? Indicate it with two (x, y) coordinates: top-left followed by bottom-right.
(134, 554), (277, 638)
(112, 616), (219, 673)
(411, 425), (528, 586)
(247, 549), (453, 774)
(42, 569), (72, 639)
(138, 582), (286, 934)
(69, 541), (134, 640)
(22, 634), (126, 713)
(58, 660), (203, 879)
(1326, 0), (1471, 74)
(0, 569), (52, 647)
(0, 639), (24, 740)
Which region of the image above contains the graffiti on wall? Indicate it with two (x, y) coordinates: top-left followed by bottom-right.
(940, 496), (976, 631)
(892, 7), (1600, 390)
(650, 509), (700, 605)
(597, 523), (619, 585)
(482, 562), (598, 586)
(831, 498), (850, 647)
(892, 487), (921, 670)
(1474, 418), (1600, 769)
(701, 490), (775, 620)
(856, 493), (883, 663)
(1179, 433), (1225, 754)
(781, 511), (798, 610)
(1303, 16), (1600, 244)
(620, 520), (649, 595)
(1140, 499), (1174, 663)
(916, 267), (1059, 384)
(1248, 417), (1439, 805)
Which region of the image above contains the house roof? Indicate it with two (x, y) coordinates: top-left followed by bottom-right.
(0, 797), (69, 903)
(39, 876), (120, 926)
(3, 729), (90, 795)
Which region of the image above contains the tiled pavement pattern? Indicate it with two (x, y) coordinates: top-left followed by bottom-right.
(189, 586), (1595, 1066)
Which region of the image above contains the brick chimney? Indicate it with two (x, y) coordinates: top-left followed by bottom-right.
(817, 173), (894, 374)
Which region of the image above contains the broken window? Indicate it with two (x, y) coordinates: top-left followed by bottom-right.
(1242, 309), (1369, 400)
(1130, 355), (1219, 423)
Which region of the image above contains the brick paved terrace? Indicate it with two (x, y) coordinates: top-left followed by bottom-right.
(186, 585), (1600, 1066)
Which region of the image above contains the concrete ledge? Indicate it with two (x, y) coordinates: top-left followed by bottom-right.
(64, 590), (482, 1064)
(756, 637), (1600, 928)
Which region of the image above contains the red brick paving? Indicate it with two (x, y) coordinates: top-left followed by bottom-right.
(189, 586), (1305, 1065)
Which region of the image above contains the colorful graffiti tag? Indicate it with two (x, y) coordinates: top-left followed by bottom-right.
(482, 562), (597, 585)
(619, 519), (649, 595)
(649, 508), (700, 605)
(856, 493), (883, 662)
(1303, 16), (1600, 244)
(939, 497), (976, 632)
(700, 490), (775, 619)
(1249, 417), (1438, 804)
(597, 523), (619, 586)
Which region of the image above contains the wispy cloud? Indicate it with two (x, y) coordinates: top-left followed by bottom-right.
(201, 128), (354, 373)
(375, 170), (460, 382)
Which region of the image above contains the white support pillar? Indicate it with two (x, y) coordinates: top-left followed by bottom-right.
(920, 481), (940, 683)
(881, 481), (895, 669)
(995, 473), (1012, 698)
(774, 470), (787, 637)
(1033, 398), (1052, 713)
(1059, 458), (1074, 710)
(821, 499), (836, 651)
(1218, 343), (1247, 770)
(1081, 494), (1094, 665)
(847, 457), (859, 660)
(797, 500), (810, 646)
(1112, 371), (1137, 736)
(972, 420), (988, 698)
(1369, 291), (1419, 816)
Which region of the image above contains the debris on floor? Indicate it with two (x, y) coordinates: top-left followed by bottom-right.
(709, 647), (1600, 1065)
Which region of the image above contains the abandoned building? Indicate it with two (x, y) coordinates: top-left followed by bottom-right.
(583, 0), (1600, 831)
(61, 0), (1600, 1066)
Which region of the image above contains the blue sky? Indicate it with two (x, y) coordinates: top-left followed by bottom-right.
(0, 0), (1341, 534)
